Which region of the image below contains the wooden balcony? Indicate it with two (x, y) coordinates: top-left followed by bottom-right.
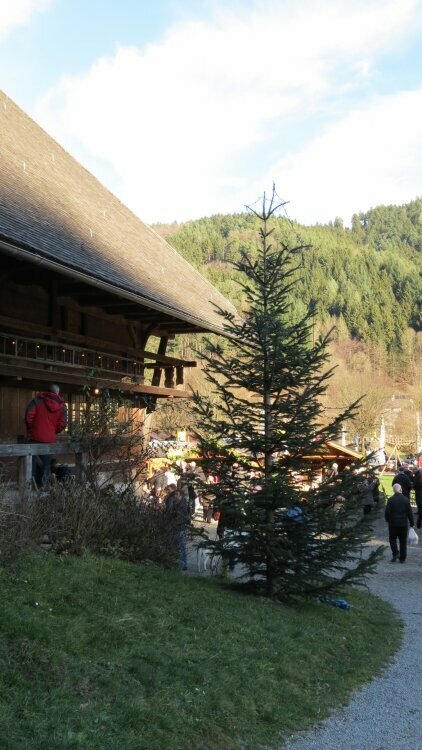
(0, 330), (195, 397)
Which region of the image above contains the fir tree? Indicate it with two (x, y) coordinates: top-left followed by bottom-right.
(192, 187), (383, 601)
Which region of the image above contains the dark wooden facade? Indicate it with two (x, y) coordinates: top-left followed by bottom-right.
(0, 259), (198, 439)
(0, 91), (236, 445)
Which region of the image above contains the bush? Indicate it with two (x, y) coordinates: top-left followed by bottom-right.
(0, 393), (199, 569)
(0, 481), (183, 568)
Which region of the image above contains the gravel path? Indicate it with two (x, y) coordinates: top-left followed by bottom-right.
(281, 508), (422, 750)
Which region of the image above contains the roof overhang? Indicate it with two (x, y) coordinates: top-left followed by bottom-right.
(0, 237), (232, 336)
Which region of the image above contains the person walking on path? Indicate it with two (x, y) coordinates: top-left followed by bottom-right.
(359, 475), (378, 515)
(25, 384), (67, 488)
(413, 468), (422, 529)
(165, 487), (191, 570)
(391, 467), (413, 499)
(384, 482), (414, 563)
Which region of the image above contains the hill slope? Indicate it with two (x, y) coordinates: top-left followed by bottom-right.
(155, 199), (422, 353)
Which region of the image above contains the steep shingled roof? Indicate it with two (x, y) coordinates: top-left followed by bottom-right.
(0, 92), (237, 334)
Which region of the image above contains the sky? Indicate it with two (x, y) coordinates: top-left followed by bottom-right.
(1, 0), (421, 226)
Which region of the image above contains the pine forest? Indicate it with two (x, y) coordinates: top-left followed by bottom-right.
(154, 198), (422, 452)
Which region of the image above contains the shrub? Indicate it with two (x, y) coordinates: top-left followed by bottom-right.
(0, 479), (188, 568)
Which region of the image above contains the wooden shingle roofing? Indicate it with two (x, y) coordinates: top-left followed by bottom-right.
(0, 92), (237, 334)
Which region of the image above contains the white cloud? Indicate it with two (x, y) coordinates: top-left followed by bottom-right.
(271, 88), (422, 225)
(34, 0), (422, 223)
(0, 0), (52, 40)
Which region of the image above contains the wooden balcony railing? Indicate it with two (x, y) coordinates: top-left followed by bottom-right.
(0, 331), (195, 392)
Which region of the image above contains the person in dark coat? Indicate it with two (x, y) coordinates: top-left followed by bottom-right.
(165, 486), (191, 570)
(25, 384), (67, 487)
(359, 476), (378, 515)
(391, 468), (413, 499)
(413, 469), (422, 529)
(372, 476), (381, 504)
(385, 483), (414, 563)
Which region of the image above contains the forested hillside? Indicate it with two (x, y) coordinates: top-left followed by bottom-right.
(153, 199), (422, 445)
(155, 199), (422, 352)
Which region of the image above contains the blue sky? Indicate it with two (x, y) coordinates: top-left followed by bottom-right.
(1, 0), (421, 226)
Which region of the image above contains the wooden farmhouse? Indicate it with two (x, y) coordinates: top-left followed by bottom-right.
(0, 92), (236, 484)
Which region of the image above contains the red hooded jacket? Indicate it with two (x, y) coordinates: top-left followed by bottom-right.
(25, 391), (67, 443)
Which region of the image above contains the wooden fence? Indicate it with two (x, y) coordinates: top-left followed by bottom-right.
(0, 442), (86, 490)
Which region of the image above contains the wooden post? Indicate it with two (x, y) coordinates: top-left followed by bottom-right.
(151, 336), (168, 388)
(164, 366), (175, 389)
(75, 450), (88, 483)
(17, 454), (32, 491)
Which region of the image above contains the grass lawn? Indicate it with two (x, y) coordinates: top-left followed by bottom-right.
(0, 552), (401, 750)
(379, 472), (394, 500)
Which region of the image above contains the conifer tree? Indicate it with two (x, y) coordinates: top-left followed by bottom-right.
(193, 187), (383, 601)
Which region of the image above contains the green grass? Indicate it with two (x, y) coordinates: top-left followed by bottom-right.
(379, 472), (394, 500)
(0, 552), (401, 750)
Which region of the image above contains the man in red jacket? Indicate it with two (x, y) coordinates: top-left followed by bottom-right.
(25, 384), (67, 487)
